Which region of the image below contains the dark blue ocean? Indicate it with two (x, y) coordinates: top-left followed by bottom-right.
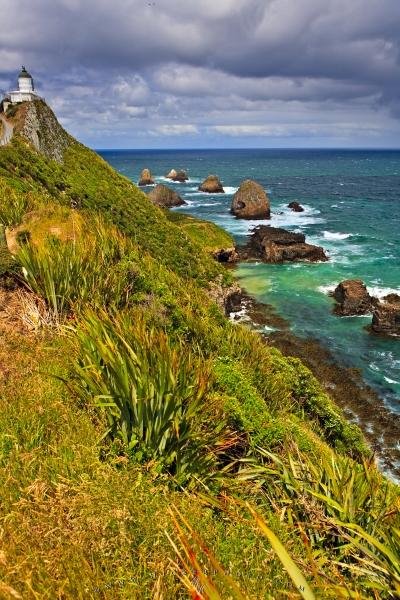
(99, 149), (400, 417)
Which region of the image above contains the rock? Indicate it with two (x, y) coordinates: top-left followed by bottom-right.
(383, 293), (400, 305)
(371, 295), (400, 336)
(166, 169), (189, 182)
(173, 170), (189, 182)
(231, 180), (270, 219)
(332, 279), (375, 316)
(288, 201), (304, 213)
(213, 247), (239, 264)
(208, 276), (242, 315)
(138, 168), (154, 186)
(147, 184), (186, 208)
(199, 175), (225, 193)
(16, 99), (72, 162)
(242, 226), (328, 263)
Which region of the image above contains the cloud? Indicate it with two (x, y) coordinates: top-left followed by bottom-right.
(0, 0), (399, 147)
(151, 124), (199, 136)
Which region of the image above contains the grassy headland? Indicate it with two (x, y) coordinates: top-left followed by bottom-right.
(0, 100), (398, 599)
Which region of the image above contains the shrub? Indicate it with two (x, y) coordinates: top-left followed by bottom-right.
(70, 310), (235, 488)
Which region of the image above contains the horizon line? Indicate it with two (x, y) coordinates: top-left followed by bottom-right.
(94, 146), (400, 152)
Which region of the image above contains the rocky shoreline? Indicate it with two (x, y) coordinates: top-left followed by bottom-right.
(224, 284), (400, 480)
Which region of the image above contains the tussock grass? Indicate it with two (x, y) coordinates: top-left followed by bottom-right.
(16, 217), (134, 318)
(70, 309), (236, 489)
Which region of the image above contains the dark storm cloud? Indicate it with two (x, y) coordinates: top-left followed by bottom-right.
(1, 0), (399, 146)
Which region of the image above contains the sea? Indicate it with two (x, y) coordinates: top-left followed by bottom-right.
(99, 148), (400, 419)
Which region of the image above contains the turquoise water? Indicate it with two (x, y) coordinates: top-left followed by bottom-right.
(99, 149), (400, 414)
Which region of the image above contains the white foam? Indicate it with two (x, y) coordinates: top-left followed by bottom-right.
(384, 376), (399, 385)
(223, 186), (239, 195)
(318, 284), (336, 295)
(181, 200), (222, 208)
(323, 231), (352, 241)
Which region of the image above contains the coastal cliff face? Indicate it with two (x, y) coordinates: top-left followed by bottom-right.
(0, 101), (398, 599)
(14, 99), (72, 162)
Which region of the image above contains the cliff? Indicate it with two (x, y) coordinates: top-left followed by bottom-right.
(0, 101), (398, 599)
(9, 99), (73, 161)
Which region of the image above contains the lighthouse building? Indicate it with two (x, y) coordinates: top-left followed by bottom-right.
(4, 67), (38, 109)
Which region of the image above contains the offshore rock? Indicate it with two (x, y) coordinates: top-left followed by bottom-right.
(172, 170), (189, 182)
(213, 247), (239, 264)
(166, 169), (188, 182)
(199, 174), (225, 193)
(333, 279), (375, 316)
(242, 226), (328, 263)
(288, 201), (304, 212)
(138, 168), (154, 186)
(147, 184), (186, 208)
(231, 180), (270, 219)
(372, 295), (400, 336)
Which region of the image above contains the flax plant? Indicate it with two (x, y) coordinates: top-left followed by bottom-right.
(70, 309), (236, 488)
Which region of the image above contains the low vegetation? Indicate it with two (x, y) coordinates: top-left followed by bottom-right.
(0, 102), (398, 599)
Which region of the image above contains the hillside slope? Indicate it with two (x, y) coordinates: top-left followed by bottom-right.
(0, 100), (398, 600)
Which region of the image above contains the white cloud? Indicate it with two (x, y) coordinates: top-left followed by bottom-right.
(151, 124), (199, 136)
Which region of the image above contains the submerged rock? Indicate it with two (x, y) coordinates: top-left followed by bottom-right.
(372, 295), (400, 336)
(199, 175), (225, 193)
(231, 180), (270, 219)
(138, 168), (154, 186)
(147, 184), (186, 208)
(288, 201), (304, 212)
(241, 226), (328, 263)
(333, 279), (375, 316)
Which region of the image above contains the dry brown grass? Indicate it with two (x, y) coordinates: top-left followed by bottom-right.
(0, 288), (59, 333)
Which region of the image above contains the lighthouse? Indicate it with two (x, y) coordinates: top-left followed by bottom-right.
(6, 67), (38, 105)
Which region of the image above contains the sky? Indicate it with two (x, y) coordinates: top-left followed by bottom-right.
(1, 0), (400, 148)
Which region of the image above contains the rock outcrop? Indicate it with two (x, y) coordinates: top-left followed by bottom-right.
(332, 280), (375, 316)
(213, 247), (239, 264)
(138, 168), (154, 186)
(231, 180), (270, 219)
(15, 99), (72, 162)
(208, 276), (242, 315)
(166, 169), (188, 182)
(199, 175), (224, 193)
(371, 295), (400, 336)
(241, 226), (328, 263)
(147, 184), (186, 208)
(288, 201), (304, 213)
(173, 170), (189, 182)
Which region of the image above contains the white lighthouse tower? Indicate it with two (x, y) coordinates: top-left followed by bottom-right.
(7, 67), (38, 105)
